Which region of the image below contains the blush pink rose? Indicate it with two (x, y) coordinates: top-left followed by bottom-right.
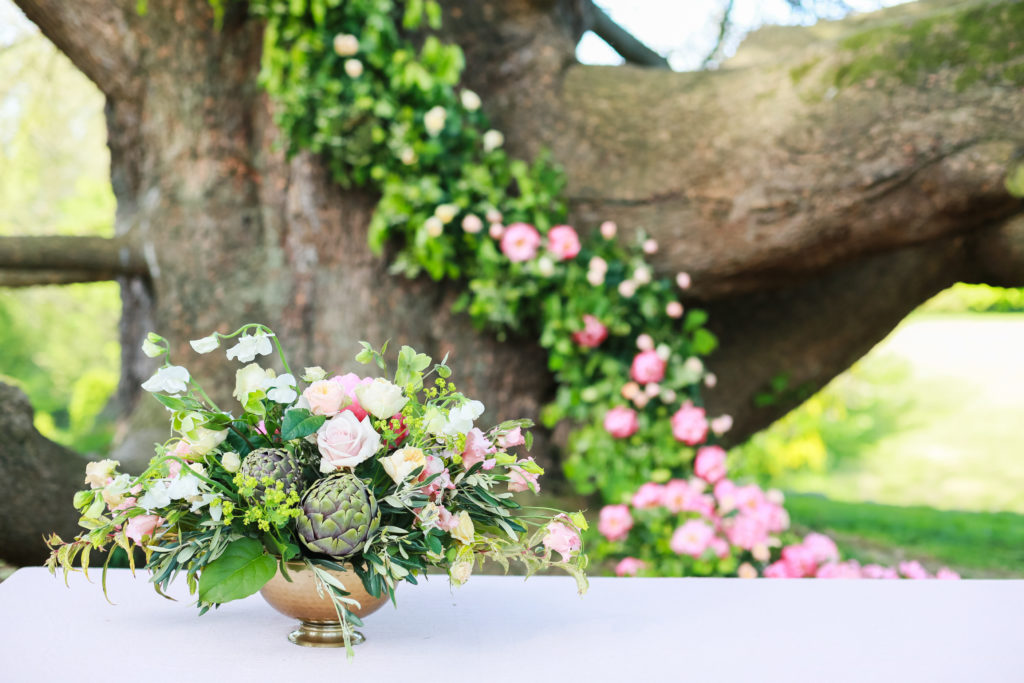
(572, 315), (608, 348)
(317, 411), (382, 472)
(462, 427), (491, 470)
(669, 519), (714, 557)
(802, 533), (839, 565)
(125, 515), (163, 545)
(935, 567), (961, 580)
(615, 557), (647, 577)
(763, 560), (798, 579)
(694, 445), (728, 484)
(713, 479), (738, 513)
(861, 564), (899, 579)
(507, 458), (541, 493)
(630, 350), (666, 384)
(710, 537), (731, 559)
(816, 560), (862, 579)
(631, 482), (665, 509)
(725, 514), (768, 551)
(332, 373), (374, 421)
(500, 222), (541, 262)
(780, 543), (818, 577)
(661, 479), (693, 514)
(898, 561), (929, 579)
(302, 379), (346, 416)
(542, 521), (581, 562)
(547, 225), (581, 261)
(671, 401), (709, 445)
(604, 406), (639, 439)
(497, 426), (525, 448)
(598, 504), (633, 542)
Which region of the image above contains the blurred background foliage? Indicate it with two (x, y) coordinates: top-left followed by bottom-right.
(0, 27), (120, 455)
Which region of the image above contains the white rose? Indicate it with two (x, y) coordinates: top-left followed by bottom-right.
(221, 452), (241, 473)
(424, 106), (447, 136)
(380, 447), (426, 484)
(225, 330), (273, 363)
(435, 203), (459, 224)
(536, 256), (555, 277)
(482, 129), (504, 152)
(333, 33), (359, 57)
(460, 89), (481, 111)
(399, 147), (417, 165)
(424, 216), (444, 238)
(461, 214), (483, 234)
(355, 378), (409, 420)
(617, 280), (637, 298)
(450, 559), (473, 585)
(317, 412), (382, 472)
(344, 58), (363, 78)
(234, 363), (275, 404)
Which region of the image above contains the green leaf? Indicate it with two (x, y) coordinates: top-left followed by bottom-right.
(197, 538), (277, 604)
(281, 409), (326, 441)
(395, 345), (431, 388)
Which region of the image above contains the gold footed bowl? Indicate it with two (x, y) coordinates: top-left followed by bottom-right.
(259, 563), (389, 648)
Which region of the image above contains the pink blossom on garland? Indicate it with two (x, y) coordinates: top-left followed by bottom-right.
(671, 401), (709, 445)
(547, 225), (581, 260)
(500, 222), (541, 262)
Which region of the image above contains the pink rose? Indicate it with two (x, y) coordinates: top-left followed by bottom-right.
(671, 402), (709, 445)
(598, 504), (633, 542)
(125, 515), (163, 545)
(500, 222), (541, 262)
(302, 379), (346, 416)
(816, 560), (862, 579)
(507, 458), (541, 493)
(661, 479), (693, 514)
(936, 567), (961, 580)
(898, 561), (929, 580)
(669, 519), (714, 557)
(631, 482), (664, 509)
(763, 560), (798, 579)
(547, 225), (581, 261)
(710, 537), (731, 559)
(497, 426), (525, 448)
(462, 428), (491, 470)
(604, 406), (639, 439)
(572, 315), (608, 348)
(861, 564), (899, 579)
(734, 484), (765, 515)
(630, 350), (666, 384)
(713, 479), (738, 513)
(780, 543), (818, 577)
(542, 521), (581, 562)
(316, 411), (382, 472)
(694, 445), (728, 484)
(615, 557), (647, 577)
(726, 514), (769, 551)
(331, 373), (374, 421)
(802, 533), (839, 565)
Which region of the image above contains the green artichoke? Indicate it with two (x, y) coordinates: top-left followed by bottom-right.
(239, 447), (306, 499)
(295, 474), (380, 559)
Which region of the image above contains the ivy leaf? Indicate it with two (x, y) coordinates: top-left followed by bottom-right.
(197, 538), (277, 605)
(281, 408), (326, 441)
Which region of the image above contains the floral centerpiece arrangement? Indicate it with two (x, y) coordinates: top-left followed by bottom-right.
(47, 324), (588, 653)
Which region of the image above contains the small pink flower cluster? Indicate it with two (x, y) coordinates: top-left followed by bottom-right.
(498, 223), (581, 263)
(600, 454), (961, 580)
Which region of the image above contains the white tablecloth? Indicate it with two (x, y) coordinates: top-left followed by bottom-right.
(1, 567), (1021, 682)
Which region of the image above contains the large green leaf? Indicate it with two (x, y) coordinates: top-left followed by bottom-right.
(197, 538), (276, 604)
(281, 408), (326, 441)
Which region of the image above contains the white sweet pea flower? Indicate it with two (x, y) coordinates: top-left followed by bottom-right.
(423, 405), (447, 435)
(444, 400), (485, 435)
(234, 363), (275, 403)
(190, 334), (220, 354)
(167, 473), (203, 501)
(84, 459), (119, 489)
(460, 89), (481, 111)
(141, 338), (164, 358)
(262, 373), (298, 404)
(226, 330), (274, 363)
(188, 427), (228, 456)
(141, 365), (190, 395)
(424, 106), (447, 136)
(482, 129), (504, 152)
(355, 378), (409, 420)
(137, 484), (171, 511)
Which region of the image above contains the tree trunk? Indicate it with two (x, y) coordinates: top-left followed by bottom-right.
(4, 0), (1024, 562)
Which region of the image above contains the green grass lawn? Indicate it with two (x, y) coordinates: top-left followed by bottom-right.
(786, 493), (1024, 577)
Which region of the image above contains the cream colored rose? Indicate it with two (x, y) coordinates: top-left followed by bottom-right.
(234, 363), (274, 403)
(424, 106), (447, 136)
(355, 378), (409, 420)
(85, 459), (119, 489)
(381, 447), (426, 484)
(451, 511), (475, 545)
(450, 560), (473, 585)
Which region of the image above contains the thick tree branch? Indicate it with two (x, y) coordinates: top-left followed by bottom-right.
(13, 0), (137, 97)
(0, 235), (147, 284)
(585, 1), (671, 69)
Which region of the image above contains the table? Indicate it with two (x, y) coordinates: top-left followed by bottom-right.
(1, 568), (1021, 682)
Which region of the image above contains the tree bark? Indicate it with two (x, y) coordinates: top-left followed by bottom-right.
(4, 0), (1024, 563)
(0, 383), (86, 566)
